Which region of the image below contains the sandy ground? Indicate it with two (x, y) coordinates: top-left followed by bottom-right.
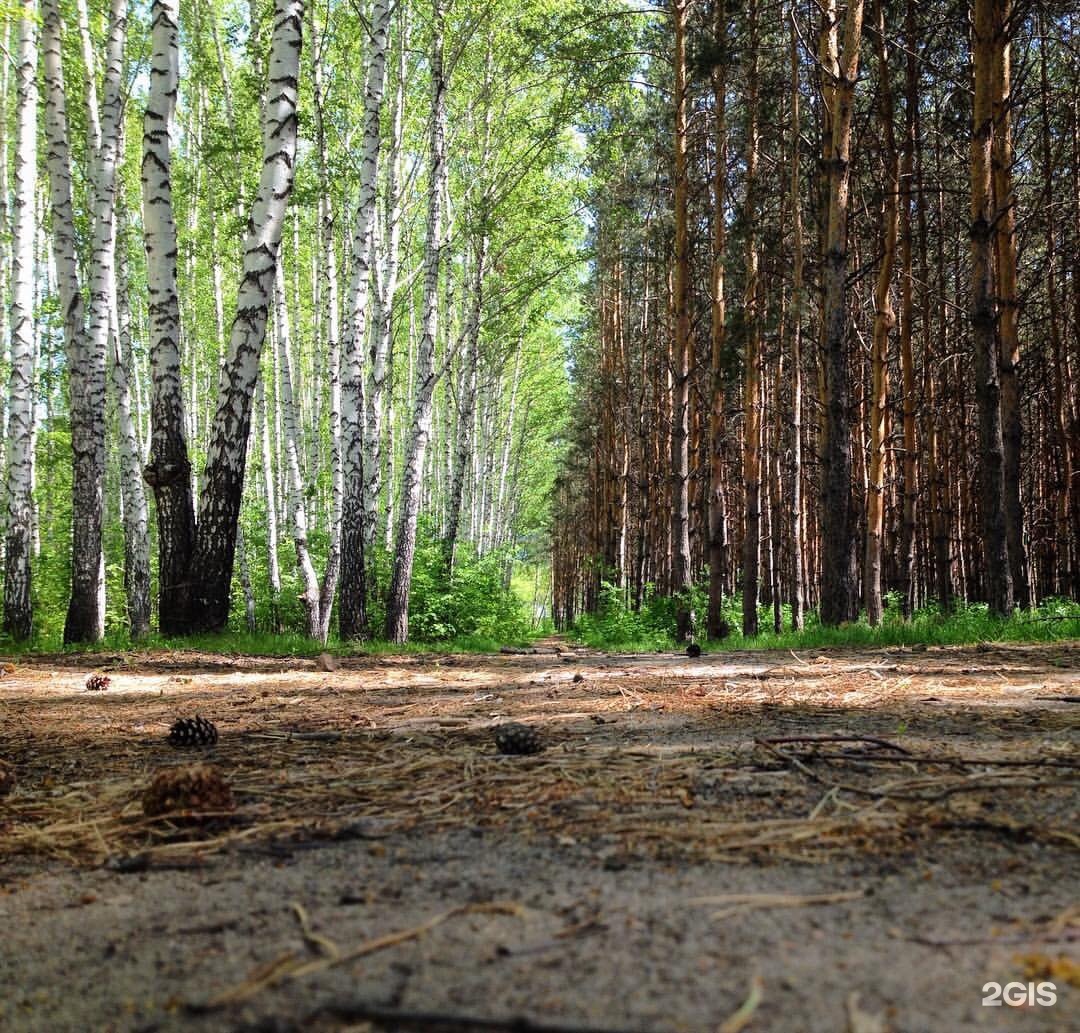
(0, 641), (1077, 1033)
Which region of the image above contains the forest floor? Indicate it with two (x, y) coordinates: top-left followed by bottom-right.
(0, 640), (1077, 1033)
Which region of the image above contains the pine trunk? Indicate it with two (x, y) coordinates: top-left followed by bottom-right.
(970, 0), (1013, 616)
(818, 0), (863, 626)
(741, 0), (761, 638)
(990, 1), (1028, 608)
(707, 0), (729, 640)
(670, 0), (694, 641)
(865, 1), (897, 628)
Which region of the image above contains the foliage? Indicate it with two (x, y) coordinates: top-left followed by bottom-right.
(573, 582), (678, 651)
(571, 591), (1080, 653)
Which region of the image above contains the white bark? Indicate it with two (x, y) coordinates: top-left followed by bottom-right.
(258, 377), (282, 629)
(41, 0), (84, 361)
(274, 258), (325, 639)
(75, 0), (102, 160)
(187, 0), (304, 631)
(236, 522), (257, 632)
(311, 7), (343, 638)
(339, 0), (393, 638)
(3, 1), (38, 640)
(41, 0), (125, 643)
(0, 20), (13, 514)
(141, 0), (196, 635)
(111, 205), (151, 637)
(62, 0), (127, 643)
(445, 40), (493, 566)
(493, 341), (523, 549)
(385, 0), (448, 643)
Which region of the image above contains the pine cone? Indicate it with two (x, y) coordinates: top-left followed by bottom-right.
(167, 715), (219, 748)
(686, 643), (702, 658)
(142, 763), (234, 819)
(494, 722), (543, 756)
(85, 673), (111, 692)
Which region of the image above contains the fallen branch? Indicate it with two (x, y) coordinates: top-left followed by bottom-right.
(718, 973), (764, 1033)
(189, 901), (525, 1012)
(691, 889), (865, 919)
(757, 735), (912, 755)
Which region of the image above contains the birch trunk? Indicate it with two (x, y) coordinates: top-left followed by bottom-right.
(141, 0), (196, 634)
(111, 207), (151, 638)
(384, 0), (448, 643)
(185, 0), (304, 631)
(311, 5), (343, 642)
(493, 343), (522, 548)
(3, 1), (37, 641)
(258, 378), (282, 630)
(61, 0), (127, 642)
(0, 20), (11, 499)
(339, 0), (393, 639)
(275, 260), (322, 638)
(366, 9), (408, 567)
(445, 37), (493, 567)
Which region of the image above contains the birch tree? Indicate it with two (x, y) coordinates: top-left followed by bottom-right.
(385, 0), (448, 643)
(445, 40), (494, 571)
(141, 0), (196, 634)
(274, 259), (324, 638)
(62, 0), (128, 644)
(184, 0), (305, 631)
(2, 0), (38, 641)
(111, 207), (151, 638)
(339, 0), (393, 639)
(363, 7), (409, 575)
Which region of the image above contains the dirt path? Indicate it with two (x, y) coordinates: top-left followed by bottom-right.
(1, 642), (1077, 1032)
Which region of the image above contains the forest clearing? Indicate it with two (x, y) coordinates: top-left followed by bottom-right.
(1, 0), (1079, 1028)
(1, 641), (1078, 1031)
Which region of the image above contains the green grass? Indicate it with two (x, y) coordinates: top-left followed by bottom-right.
(3, 595), (1076, 659)
(0, 627), (542, 659)
(569, 590), (1080, 654)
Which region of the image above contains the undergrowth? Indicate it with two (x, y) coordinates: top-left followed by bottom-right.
(570, 583), (1080, 653)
